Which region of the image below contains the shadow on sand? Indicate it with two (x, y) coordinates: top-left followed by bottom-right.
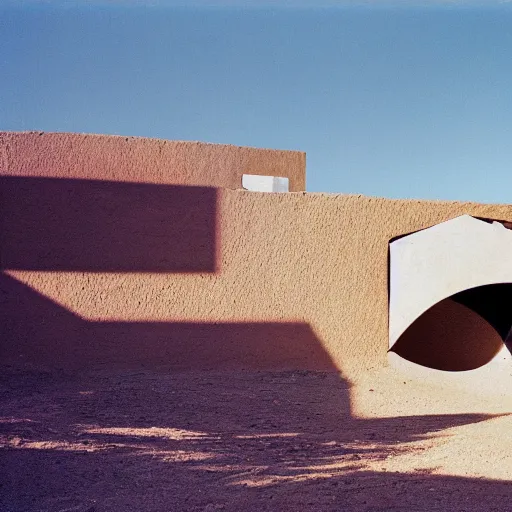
(1, 175), (510, 511)
(1, 368), (509, 512)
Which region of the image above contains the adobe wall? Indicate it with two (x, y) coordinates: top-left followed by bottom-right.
(0, 131), (306, 191)
(2, 132), (512, 380)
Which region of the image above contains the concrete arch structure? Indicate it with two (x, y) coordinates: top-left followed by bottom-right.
(389, 215), (512, 371)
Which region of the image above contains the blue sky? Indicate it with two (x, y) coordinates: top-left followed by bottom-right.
(1, 2), (512, 201)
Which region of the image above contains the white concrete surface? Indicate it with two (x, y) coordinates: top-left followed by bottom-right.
(242, 174), (289, 193)
(389, 214), (512, 349)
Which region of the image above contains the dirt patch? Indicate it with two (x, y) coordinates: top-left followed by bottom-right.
(1, 368), (511, 511)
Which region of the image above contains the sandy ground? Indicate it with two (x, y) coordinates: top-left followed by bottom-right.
(1, 366), (512, 512)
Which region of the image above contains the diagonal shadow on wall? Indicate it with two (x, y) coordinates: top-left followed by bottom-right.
(0, 273), (337, 372)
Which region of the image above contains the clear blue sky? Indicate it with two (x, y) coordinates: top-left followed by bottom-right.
(1, 1), (512, 202)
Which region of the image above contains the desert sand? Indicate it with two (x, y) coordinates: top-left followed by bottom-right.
(2, 366), (512, 512)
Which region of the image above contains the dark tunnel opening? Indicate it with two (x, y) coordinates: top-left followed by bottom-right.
(390, 284), (512, 372)
(451, 284), (512, 341)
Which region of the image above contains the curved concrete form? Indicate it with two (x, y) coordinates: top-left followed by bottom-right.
(390, 297), (508, 371)
(389, 215), (512, 371)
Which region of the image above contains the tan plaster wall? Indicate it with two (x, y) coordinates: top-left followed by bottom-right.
(2, 132), (512, 380)
(0, 131), (306, 191)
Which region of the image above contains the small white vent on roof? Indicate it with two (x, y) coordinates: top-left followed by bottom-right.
(242, 174), (289, 193)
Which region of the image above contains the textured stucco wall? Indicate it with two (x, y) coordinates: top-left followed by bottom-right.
(0, 131), (306, 191)
(2, 132), (512, 380)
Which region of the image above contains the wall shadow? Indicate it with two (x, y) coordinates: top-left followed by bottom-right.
(0, 273), (336, 372)
(0, 176), (217, 273)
